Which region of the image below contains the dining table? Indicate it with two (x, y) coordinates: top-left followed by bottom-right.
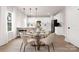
(24, 30), (51, 51)
(26, 32), (46, 51)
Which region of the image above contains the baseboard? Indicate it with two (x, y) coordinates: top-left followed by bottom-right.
(64, 38), (70, 43)
(65, 38), (79, 48)
(0, 36), (17, 47)
(69, 41), (79, 48)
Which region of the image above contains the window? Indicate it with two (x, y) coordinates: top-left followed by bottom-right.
(7, 12), (12, 31)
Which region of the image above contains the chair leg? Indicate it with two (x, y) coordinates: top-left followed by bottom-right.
(20, 42), (23, 52)
(47, 45), (50, 52)
(34, 46), (36, 51)
(52, 43), (55, 52)
(23, 44), (27, 52)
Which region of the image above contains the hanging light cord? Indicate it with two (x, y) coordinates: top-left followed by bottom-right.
(35, 8), (37, 17)
(30, 8), (32, 17)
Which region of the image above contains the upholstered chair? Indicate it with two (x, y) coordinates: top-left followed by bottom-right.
(19, 32), (36, 52)
(40, 33), (56, 52)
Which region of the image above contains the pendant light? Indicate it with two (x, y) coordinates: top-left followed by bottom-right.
(35, 8), (37, 17)
(30, 8), (32, 17)
(23, 8), (26, 15)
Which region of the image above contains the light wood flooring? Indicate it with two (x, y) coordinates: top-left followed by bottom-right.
(0, 35), (79, 52)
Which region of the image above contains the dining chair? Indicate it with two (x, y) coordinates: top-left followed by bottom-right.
(40, 33), (56, 52)
(19, 32), (36, 52)
(44, 31), (51, 37)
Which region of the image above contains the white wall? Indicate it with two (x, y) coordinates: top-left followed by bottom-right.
(27, 17), (52, 31)
(54, 9), (65, 35)
(65, 6), (79, 47)
(0, 7), (8, 46)
(0, 6), (26, 46)
(15, 9), (27, 28)
(0, 7), (1, 39)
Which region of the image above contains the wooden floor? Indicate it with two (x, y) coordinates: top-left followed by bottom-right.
(0, 35), (79, 52)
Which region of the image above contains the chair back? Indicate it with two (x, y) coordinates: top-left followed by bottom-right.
(19, 32), (30, 44)
(44, 33), (56, 44)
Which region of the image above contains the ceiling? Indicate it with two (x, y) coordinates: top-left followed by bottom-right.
(17, 6), (65, 17)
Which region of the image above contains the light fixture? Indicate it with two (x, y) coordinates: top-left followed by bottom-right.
(23, 8), (25, 10)
(29, 8), (32, 17)
(35, 8), (38, 17)
(23, 8), (26, 15)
